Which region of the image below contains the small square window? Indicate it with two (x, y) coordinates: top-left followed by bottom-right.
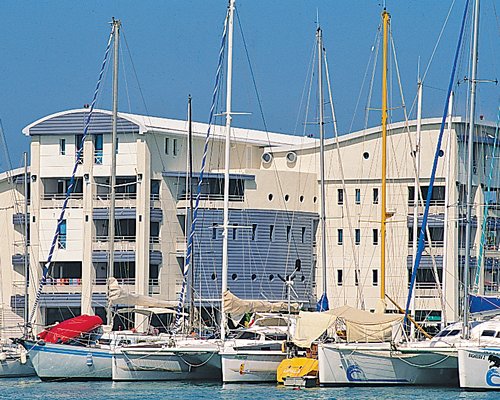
(337, 269), (343, 286)
(337, 229), (343, 245)
(165, 137), (170, 155)
(355, 188), (361, 204)
(337, 189), (344, 205)
(173, 138), (178, 156)
(59, 138), (66, 155)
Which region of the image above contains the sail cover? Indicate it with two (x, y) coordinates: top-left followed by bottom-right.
(108, 277), (177, 308)
(223, 290), (300, 314)
(37, 315), (103, 344)
(469, 293), (500, 316)
(293, 305), (404, 348)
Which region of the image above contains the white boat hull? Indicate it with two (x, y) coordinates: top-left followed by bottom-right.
(318, 342), (458, 386)
(221, 350), (286, 383)
(112, 343), (221, 381)
(25, 340), (111, 381)
(458, 347), (500, 389)
(0, 347), (35, 377)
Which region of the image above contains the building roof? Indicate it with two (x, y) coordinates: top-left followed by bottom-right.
(22, 108), (317, 148)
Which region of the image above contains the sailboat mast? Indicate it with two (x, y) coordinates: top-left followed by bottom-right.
(317, 27), (328, 302)
(380, 10), (390, 306)
(107, 18), (120, 325)
(463, 0), (480, 339)
(23, 151), (29, 337)
(188, 95), (195, 329)
(221, 0), (235, 341)
(410, 79), (422, 337)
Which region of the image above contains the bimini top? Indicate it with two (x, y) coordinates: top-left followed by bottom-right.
(37, 314), (103, 344)
(22, 108), (316, 148)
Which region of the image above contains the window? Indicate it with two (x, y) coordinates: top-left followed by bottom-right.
(75, 134), (83, 163)
(252, 224), (257, 241)
(59, 139), (66, 155)
(337, 188), (344, 205)
(212, 223), (217, 240)
(301, 227), (306, 243)
(165, 137), (170, 155)
(337, 269), (343, 286)
(173, 138), (178, 156)
(286, 226), (291, 242)
(372, 269), (378, 286)
(373, 188), (379, 204)
(373, 229), (379, 245)
(94, 134), (103, 164)
(355, 229), (361, 245)
(232, 224), (238, 240)
(115, 137), (119, 154)
(269, 225), (274, 242)
(355, 270), (359, 286)
(355, 188), (361, 204)
(58, 220), (67, 249)
(337, 229), (343, 245)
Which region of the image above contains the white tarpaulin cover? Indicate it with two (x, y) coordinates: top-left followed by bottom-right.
(292, 305), (404, 348)
(107, 277), (178, 308)
(223, 290), (300, 315)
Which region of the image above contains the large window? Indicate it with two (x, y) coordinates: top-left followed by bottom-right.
(94, 134), (103, 164)
(408, 186), (445, 205)
(58, 220), (67, 249)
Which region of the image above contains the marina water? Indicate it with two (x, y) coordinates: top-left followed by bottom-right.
(0, 378), (498, 400)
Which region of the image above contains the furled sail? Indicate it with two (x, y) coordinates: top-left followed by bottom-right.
(107, 277), (177, 308)
(223, 290), (300, 315)
(293, 305), (404, 348)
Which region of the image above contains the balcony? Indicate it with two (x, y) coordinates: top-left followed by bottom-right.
(93, 193), (137, 208)
(149, 278), (160, 295)
(41, 193), (83, 209)
(175, 237), (187, 257)
(411, 282), (441, 299)
(93, 236), (136, 252)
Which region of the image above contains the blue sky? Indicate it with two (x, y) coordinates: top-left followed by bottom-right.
(0, 0), (498, 169)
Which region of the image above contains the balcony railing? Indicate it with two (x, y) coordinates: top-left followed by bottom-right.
(408, 240), (444, 248)
(94, 235), (136, 242)
(43, 193), (84, 201)
(177, 193), (244, 202)
(93, 278), (135, 285)
(408, 199), (445, 207)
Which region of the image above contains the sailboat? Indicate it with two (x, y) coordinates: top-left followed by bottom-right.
(314, 6), (475, 385)
(21, 19), (168, 381)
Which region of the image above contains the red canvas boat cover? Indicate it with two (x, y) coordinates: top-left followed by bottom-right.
(37, 315), (103, 344)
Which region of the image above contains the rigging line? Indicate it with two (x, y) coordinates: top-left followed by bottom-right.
(405, 0), (471, 325)
(235, 9), (302, 259)
(119, 33), (132, 114)
(349, 29), (381, 135)
(421, 0), (458, 84)
(173, 8), (229, 328)
(474, 104), (500, 292)
(323, 48), (365, 309)
(294, 38), (318, 137)
(390, 32), (445, 312)
(121, 31), (166, 172)
(28, 25), (115, 326)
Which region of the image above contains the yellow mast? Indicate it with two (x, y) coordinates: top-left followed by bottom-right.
(380, 10), (390, 306)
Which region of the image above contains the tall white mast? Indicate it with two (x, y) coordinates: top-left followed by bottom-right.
(463, 0), (480, 339)
(410, 79), (422, 339)
(317, 27), (328, 304)
(442, 91), (454, 328)
(107, 18), (120, 325)
(23, 151), (29, 337)
(221, 0), (235, 341)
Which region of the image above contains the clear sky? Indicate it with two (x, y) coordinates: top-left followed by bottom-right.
(0, 0), (498, 170)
